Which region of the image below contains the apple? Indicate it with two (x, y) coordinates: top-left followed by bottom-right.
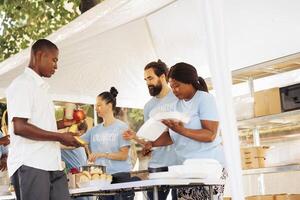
(73, 109), (86, 123)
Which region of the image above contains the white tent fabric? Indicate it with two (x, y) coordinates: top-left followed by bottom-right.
(1, 0), (300, 107)
(200, 0), (244, 198)
(1, 0), (300, 199)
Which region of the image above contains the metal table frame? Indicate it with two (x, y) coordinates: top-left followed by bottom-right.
(70, 178), (224, 200)
(0, 178), (224, 200)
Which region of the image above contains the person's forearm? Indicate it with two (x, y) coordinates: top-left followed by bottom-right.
(152, 131), (173, 147)
(14, 120), (61, 142)
(180, 128), (216, 142)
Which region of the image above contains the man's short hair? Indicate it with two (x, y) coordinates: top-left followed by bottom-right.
(144, 59), (169, 77)
(31, 39), (58, 54)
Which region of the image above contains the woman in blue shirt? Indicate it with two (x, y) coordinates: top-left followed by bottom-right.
(149, 62), (226, 200)
(81, 87), (133, 200)
(0, 130), (9, 171)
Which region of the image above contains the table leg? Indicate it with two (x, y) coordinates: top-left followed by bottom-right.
(153, 186), (159, 200)
(209, 185), (213, 200)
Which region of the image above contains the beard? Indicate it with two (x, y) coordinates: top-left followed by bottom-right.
(148, 83), (162, 96)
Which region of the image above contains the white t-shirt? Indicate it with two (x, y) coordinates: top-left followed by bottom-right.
(6, 67), (62, 177)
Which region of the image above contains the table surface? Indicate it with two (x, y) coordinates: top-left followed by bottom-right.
(0, 178), (224, 200)
(70, 178), (224, 195)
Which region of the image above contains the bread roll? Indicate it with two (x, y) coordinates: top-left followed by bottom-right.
(91, 174), (101, 180)
(90, 168), (102, 175)
(82, 171), (91, 180)
(100, 174), (106, 180)
(79, 174), (90, 183)
(106, 174), (113, 182)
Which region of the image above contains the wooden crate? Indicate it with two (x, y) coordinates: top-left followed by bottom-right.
(254, 88), (281, 117)
(246, 195), (275, 200)
(241, 146), (269, 169)
(275, 194), (300, 200)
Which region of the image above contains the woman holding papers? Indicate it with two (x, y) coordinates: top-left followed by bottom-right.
(148, 62), (226, 200)
(80, 87), (133, 200)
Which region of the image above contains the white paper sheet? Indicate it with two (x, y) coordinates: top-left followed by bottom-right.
(136, 118), (167, 141)
(153, 111), (190, 123)
(137, 111), (191, 141)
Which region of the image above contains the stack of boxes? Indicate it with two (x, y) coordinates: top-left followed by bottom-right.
(240, 146), (269, 169)
(224, 194), (300, 200)
(254, 88), (281, 117)
(253, 83), (300, 117)
(247, 194), (300, 200)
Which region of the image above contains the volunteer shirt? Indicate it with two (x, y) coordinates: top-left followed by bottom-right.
(144, 91), (178, 167)
(61, 147), (87, 170)
(81, 119), (131, 174)
(6, 68), (62, 177)
(169, 91), (225, 166)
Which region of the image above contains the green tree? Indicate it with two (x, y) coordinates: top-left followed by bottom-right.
(127, 108), (144, 131)
(0, 0), (104, 62)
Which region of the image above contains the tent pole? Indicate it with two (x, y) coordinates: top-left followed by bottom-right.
(199, 0), (245, 199)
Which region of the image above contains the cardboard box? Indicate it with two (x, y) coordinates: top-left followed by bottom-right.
(275, 194), (300, 200)
(242, 157), (266, 169)
(241, 146), (269, 169)
(254, 88), (281, 117)
(246, 195), (274, 200)
(67, 173), (76, 189)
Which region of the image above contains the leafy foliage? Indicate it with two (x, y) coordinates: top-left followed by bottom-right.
(0, 103), (7, 130)
(127, 108), (144, 131)
(0, 0), (81, 62)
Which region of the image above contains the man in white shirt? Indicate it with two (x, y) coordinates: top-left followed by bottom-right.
(6, 39), (81, 200)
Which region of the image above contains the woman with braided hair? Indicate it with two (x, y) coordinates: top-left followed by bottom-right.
(148, 62), (226, 200)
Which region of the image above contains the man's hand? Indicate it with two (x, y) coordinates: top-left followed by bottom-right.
(123, 130), (136, 140)
(58, 132), (81, 147)
(142, 141), (153, 156)
(0, 135), (10, 146)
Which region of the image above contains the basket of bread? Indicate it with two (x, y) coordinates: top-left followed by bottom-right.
(75, 165), (112, 188)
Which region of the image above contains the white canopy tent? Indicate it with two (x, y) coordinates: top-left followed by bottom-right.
(1, 0), (300, 199)
(0, 0), (300, 108)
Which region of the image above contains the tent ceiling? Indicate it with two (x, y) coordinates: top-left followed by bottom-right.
(0, 0), (300, 108)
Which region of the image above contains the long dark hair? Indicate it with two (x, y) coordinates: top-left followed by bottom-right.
(98, 87), (118, 111)
(168, 62), (208, 92)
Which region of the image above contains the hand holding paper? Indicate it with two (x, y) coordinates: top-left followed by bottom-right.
(137, 111), (190, 141)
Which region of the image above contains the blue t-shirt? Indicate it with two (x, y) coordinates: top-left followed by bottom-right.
(144, 91), (178, 167)
(169, 91), (225, 166)
(81, 119), (131, 174)
(61, 147), (87, 170)
(0, 131), (8, 158)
